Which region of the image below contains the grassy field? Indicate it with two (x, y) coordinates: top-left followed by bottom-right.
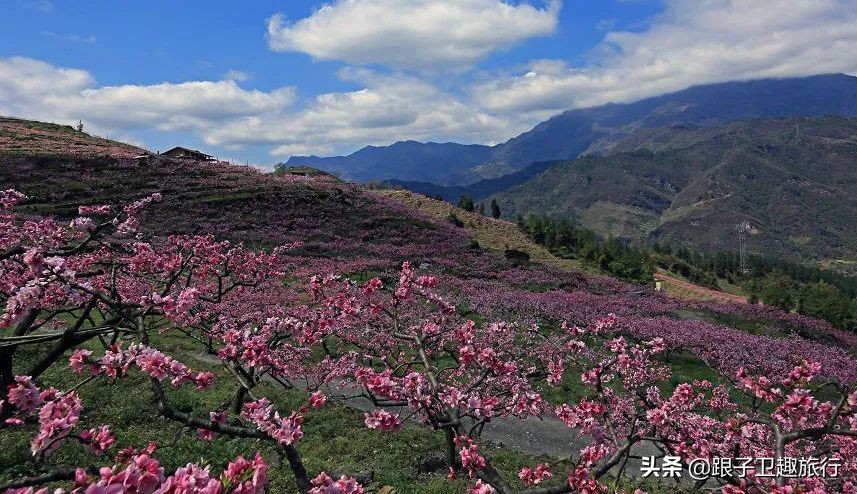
(1, 331), (582, 493)
(1, 316), (719, 493)
(374, 189), (592, 275)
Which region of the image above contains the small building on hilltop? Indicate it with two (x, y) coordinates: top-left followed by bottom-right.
(162, 146), (214, 161)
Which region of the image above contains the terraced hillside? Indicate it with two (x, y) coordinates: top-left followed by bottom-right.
(4, 117), (857, 492)
(2, 117), (854, 372)
(0, 117), (144, 158)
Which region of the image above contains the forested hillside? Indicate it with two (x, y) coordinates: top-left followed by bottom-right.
(491, 116), (857, 272)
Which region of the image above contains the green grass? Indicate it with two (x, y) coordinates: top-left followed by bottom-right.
(0, 294), (725, 493)
(1, 331), (586, 493)
(671, 308), (775, 336)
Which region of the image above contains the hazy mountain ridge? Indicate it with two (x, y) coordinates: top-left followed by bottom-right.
(482, 73), (857, 175)
(383, 159), (562, 202)
(285, 140), (493, 185)
(287, 74), (857, 184)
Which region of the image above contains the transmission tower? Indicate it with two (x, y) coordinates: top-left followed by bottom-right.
(736, 221), (752, 274)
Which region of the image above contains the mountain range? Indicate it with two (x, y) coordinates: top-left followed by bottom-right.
(287, 74), (857, 185)
(491, 116), (857, 270)
(284, 140), (493, 186)
(285, 74), (857, 271)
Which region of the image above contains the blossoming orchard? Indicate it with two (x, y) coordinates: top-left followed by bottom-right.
(2, 188), (857, 494)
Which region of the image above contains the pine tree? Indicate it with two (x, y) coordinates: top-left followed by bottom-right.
(490, 199), (501, 219)
(457, 195), (474, 212)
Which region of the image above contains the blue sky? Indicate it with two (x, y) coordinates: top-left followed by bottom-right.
(1, 0), (856, 166)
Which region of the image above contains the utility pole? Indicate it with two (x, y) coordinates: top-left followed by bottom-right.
(737, 221), (751, 274)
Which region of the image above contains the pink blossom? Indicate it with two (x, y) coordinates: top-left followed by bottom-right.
(96, 453), (166, 493)
(308, 472), (364, 494)
(469, 480), (496, 493)
(31, 390), (83, 456)
(70, 348), (94, 374)
(6, 375), (43, 413)
(223, 453), (267, 494)
(70, 216), (97, 232)
(579, 444), (608, 468)
(519, 463), (553, 486)
(362, 277), (382, 295)
(172, 287), (200, 315)
(22, 248), (44, 274)
(241, 399), (304, 446)
(197, 412), (226, 441)
(1, 189), (27, 209)
(309, 391), (327, 409)
(2, 282), (43, 327)
(78, 204), (112, 215)
(154, 462), (221, 493)
(363, 409), (402, 431)
(457, 438), (486, 476)
(80, 425), (116, 455)
(547, 359), (564, 385)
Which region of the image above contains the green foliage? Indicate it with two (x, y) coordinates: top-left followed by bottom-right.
(457, 195), (474, 212)
(799, 282), (856, 329)
(520, 214), (654, 284)
(447, 212), (464, 228)
(525, 218), (856, 329)
(660, 244), (857, 329)
(492, 117), (857, 271)
(272, 163), (334, 177)
(490, 199), (501, 219)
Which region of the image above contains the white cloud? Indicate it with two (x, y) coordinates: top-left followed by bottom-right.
(65, 82), (294, 132)
(0, 56), (520, 159)
(68, 34), (96, 44)
(224, 69), (252, 82)
(0, 57), (93, 110)
(475, 0), (857, 113)
(0, 56), (295, 135)
(205, 68), (523, 157)
(267, 0), (561, 70)
(5, 0), (857, 162)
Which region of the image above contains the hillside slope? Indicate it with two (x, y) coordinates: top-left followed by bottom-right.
(491, 116), (857, 270)
(6, 118), (857, 493)
(0, 117), (144, 158)
(4, 117), (856, 378)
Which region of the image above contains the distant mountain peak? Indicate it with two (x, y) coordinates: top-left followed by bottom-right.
(288, 73), (857, 186)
